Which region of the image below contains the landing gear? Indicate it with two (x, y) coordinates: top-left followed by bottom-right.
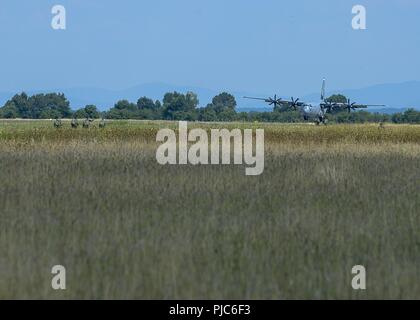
(315, 117), (328, 126)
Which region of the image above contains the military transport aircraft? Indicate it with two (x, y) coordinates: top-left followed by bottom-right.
(244, 79), (385, 124)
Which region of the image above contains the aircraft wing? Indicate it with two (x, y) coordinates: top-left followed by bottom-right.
(243, 96), (270, 102)
(354, 104), (385, 108)
(327, 103), (384, 109)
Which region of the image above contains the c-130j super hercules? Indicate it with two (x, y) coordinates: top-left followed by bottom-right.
(244, 79), (385, 125)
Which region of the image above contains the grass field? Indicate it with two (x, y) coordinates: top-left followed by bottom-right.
(0, 120), (419, 299)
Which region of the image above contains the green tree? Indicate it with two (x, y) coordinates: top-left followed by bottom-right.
(74, 105), (100, 119)
(84, 105), (100, 118)
(201, 92), (238, 121)
(326, 94), (348, 104)
(163, 91), (199, 120)
(1, 93), (31, 118)
(217, 108), (237, 122)
(114, 100), (137, 111)
(0, 103), (19, 118)
(198, 107), (218, 122)
(392, 112), (403, 124)
(29, 93), (72, 118)
(0, 92), (71, 119)
(137, 97), (158, 110)
(106, 100), (137, 119)
(73, 108), (87, 119)
(209, 92), (237, 113)
(135, 97), (163, 119)
(402, 108), (420, 123)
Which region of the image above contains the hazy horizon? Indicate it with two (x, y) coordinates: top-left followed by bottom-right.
(1, 79), (420, 112)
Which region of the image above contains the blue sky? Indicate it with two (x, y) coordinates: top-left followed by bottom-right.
(0, 0), (419, 96)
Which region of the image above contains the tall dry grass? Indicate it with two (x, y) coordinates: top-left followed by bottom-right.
(0, 121), (419, 299)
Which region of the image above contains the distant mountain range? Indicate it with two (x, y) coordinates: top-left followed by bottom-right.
(0, 81), (419, 114)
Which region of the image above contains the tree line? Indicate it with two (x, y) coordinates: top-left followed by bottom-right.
(1, 91), (419, 124)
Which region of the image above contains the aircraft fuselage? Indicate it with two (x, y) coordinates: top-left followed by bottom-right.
(298, 102), (326, 123)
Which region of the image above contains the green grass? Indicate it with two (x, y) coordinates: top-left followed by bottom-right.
(0, 120), (419, 299)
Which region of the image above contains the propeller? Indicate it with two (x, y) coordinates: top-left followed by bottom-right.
(324, 98), (384, 113)
(267, 94), (284, 108)
(243, 95), (284, 109)
(290, 97), (300, 110)
(345, 98), (358, 113)
(320, 102), (330, 113)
